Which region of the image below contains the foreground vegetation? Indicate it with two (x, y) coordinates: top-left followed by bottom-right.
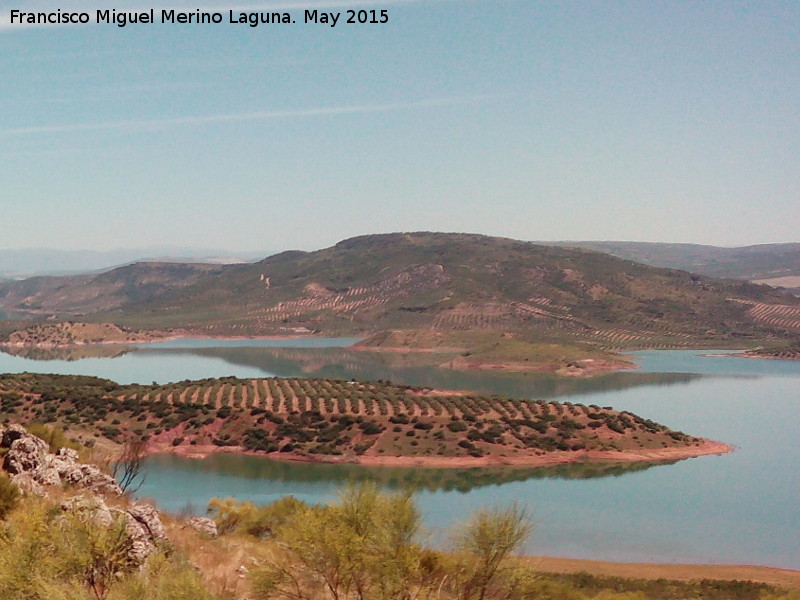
(0, 427), (795, 600)
(1, 475), (797, 600)
(0, 373), (717, 464)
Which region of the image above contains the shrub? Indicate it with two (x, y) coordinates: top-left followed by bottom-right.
(353, 441), (375, 455)
(25, 423), (79, 453)
(242, 428), (275, 452)
(451, 503), (533, 600)
(208, 496), (306, 538)
(108, 553), (218, 600)
(0, 475), (20, 520)
(0, 497), (215, 600)
(359, 421), (383, 435)
(251, 483), (422, 600)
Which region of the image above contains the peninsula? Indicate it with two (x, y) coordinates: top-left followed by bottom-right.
(0, 373), (731, 467)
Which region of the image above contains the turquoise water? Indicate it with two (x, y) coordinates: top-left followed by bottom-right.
(0, 337), (360, 384)
(143, 337), (364, 349)
(1, 342), (799, 568)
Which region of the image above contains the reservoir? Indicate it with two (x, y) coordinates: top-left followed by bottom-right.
(0, 340), (798, 569)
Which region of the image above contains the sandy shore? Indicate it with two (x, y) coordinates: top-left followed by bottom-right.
(523, 556), (800, 589)
(147, 438), (733, 467)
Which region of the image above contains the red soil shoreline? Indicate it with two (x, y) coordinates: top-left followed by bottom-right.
(146, 438), (733, 467)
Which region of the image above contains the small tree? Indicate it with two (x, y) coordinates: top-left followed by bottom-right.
(250, 482), (427, 600)
(112, 439), (147, 494)
(452, 503), (533, 600)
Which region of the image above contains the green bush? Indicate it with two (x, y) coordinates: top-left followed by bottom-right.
(359, 421), (383, 435)
(208, 496), (306, 538)
(25, 423), (80, 453)
(0, 497), (220, 600)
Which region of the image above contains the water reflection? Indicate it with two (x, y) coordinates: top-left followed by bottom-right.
(134, 345), (703, 399)
(144, 453), (673, 495)
(0, 342), (706, 399)
(0, 344), (131, 361)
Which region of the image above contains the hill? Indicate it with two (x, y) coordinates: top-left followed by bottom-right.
(101, 232), (800, 345)
(2, 233), (800, 356)
(0, 246), (267, 280)
(555, 241), (800, 291)
(0, 372), (728, 467)
(2, 321), (170, 347)
(0, 261), (228, 315)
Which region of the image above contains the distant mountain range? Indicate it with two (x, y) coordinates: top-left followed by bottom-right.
(552, 241), (800, 292)
(1, 233), (798, 349)
(0, 247), (270, 280)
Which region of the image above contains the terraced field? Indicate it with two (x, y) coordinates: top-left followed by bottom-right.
(3, 234), (800, 366)
(735, 300), (800, 332)
(0, 373), (725, 465)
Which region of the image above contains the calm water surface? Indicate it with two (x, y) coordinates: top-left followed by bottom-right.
(1, 341), (798, 568)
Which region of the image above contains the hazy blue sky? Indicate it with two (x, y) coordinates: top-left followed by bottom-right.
(2, 0), (799, 252)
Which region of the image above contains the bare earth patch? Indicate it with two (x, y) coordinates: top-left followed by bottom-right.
(525, 556), (800, 589)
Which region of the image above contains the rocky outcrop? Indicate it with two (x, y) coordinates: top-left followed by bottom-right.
(4, 433), (54, 482)
(1, 425), (207, 570)
(127, 503), (168, 543)
(61, 460), (124, 495)
(1, 425), (122, 496)
(61, 494), (168, 565)
(116, 503), (169, 563)
(62, 495), (115, 528)
(0, 424), (27, 447)
(187, 516), (219, 538)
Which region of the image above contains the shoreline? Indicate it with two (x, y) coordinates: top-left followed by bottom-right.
(2, 332), (635, 376)
(524, 556), (800, 589)
(0, 332), (326, 350)
(145, 438), (733, 467)
(707, 351), (800, 362)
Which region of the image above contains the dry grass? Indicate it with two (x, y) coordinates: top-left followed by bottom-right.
(164, 518), (273, 599)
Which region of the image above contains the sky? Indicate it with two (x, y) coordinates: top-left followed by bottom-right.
(1, 0), (799, 253)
